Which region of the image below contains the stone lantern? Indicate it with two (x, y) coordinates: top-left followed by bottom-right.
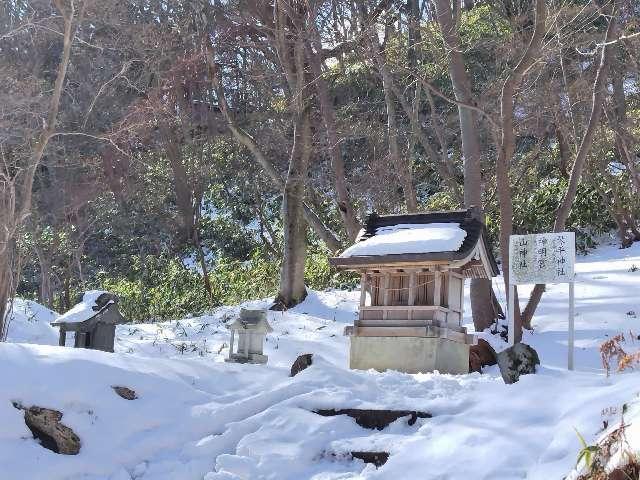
(226, 309), (273, 364)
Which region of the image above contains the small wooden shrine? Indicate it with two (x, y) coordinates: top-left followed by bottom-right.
(329, 207), (499, 374)
(226, 309), (273, 364)
(52, 291), (125, 353)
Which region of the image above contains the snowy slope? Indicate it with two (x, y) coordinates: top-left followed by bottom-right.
(1, 239), (640, 480)
(4, 298), (59, 345)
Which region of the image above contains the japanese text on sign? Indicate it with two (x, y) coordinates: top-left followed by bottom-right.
(508, 232), (575, 285)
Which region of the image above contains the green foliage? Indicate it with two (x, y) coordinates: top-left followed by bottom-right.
(512, 178), (612, 252)
(97, 256), (212, 322)
(94, 244), (356, 322)
(574, 428), (600, 470)
(458, 4), (511, 91)
(425, 191), (461, 211)
(458, 4), (511, 45)
(210, 252), (281, 306)
(305, 249), (359, 291)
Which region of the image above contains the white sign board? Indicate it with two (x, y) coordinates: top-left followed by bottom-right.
(509, 232), (575, 285)
(507, 232), (576, 370)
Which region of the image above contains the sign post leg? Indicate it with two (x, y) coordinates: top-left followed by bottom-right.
(568, 282), (575, 370)
(508, 283), (515, 346)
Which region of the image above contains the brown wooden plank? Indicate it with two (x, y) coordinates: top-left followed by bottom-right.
(359, 274), (367, 307)
(408, 272), (416, 308)
(433, 271), (442, 307)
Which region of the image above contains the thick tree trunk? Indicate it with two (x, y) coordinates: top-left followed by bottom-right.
(433, 0), (495, 332)
(274, 18), (312, 309)
(276, 99), (311, 308)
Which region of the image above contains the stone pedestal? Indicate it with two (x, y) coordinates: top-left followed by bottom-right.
(349, 336), (470, 374)
(226, 352), (268, 364)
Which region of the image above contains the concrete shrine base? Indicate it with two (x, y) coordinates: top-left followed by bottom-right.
(349, 336), (470, 374)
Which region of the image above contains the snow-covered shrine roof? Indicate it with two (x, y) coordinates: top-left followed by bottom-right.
(52, 290), (116, 325)
(330, 207), (499, 276)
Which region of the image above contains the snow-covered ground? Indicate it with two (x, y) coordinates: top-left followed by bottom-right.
(1, 238), (640, 480)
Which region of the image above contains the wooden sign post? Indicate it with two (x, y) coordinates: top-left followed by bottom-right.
(508, 232), (576, 370)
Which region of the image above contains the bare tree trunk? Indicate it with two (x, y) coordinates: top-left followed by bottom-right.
(360, 7), (418, 213)
(611, 51), (640, 192)
(275, 28), (312, 309)
(205, 46), (342, 252)
(0, 1), (83, 337)
(390, 81), (464, 204)
(276, 110), (311, 308)
(407, 0), (421, 75)
(73, 236), (87, 286)
(555, 124), (571, 179)
(159, 122), (194, 243)
(35, 246), (54, 309)
(522, 5), (619, 324)
(433, 0), (495, 332)
(0, 247), (14, 340)
(193, 195), (215, 303)
(495, 0), (546, 338)
(306, 37), (361, 240)
(380, 63), (418, 211)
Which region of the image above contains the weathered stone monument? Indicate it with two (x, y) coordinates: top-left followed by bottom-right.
(52, 291), (125, 353)
(330, 207), (499, 374)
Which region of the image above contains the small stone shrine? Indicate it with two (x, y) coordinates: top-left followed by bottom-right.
(329, 207), (499, 374)
(226, 309), (273, 364)
(51, 291), (125, 353)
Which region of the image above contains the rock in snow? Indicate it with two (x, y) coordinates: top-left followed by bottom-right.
(17, 404), (81, 455)
(496, 343), (540, 384)
(314, 408), (431, 430)
(290, 353), (313, 377)
(112, 386), (137, 400)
